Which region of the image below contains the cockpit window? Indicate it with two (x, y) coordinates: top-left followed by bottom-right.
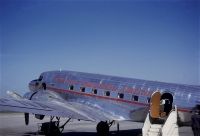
(38, 76), (43, 81)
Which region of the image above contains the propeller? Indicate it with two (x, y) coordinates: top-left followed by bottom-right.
(24, 113), (29, 125)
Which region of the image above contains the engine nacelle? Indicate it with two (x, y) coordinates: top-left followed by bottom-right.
(23, 91), (37, 100)
(29, 80), (46, 91)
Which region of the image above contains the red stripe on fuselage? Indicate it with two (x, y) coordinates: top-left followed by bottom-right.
(47, 86), (192, 113)
(29, 83), (191, 113)
(177, 108), (191, 113)
(46, 86), (149, 107)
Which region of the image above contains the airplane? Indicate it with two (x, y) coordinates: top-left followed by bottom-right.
(0, 70), (200, 136)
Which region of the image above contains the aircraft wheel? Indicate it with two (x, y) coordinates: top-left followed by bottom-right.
(45, 127), (60, 136)
(41, 122), (60, 136)
(96, 121), (109, 136)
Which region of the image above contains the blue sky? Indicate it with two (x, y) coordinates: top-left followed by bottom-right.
(0, 0), (199, 96)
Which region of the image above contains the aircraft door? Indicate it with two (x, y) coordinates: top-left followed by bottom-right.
(150, 91), (161, 119)
(160, 93), (173, 116)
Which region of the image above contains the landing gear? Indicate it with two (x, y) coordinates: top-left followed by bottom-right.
(96, 121), (115, 136)
(39, 116), (71, 136)
(97, 121), (109, 136)
(40, 121), (60, 136)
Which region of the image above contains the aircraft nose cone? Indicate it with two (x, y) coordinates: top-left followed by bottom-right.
(29, 80), (38, 91)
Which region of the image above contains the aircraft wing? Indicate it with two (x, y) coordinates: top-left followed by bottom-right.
(0, 97), (96, 121)
(0, 95), (125, 122)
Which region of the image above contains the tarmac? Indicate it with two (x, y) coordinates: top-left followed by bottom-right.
(0, 112), (143, 136)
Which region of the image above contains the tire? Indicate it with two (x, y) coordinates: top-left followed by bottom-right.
(96, 121), (109, 136)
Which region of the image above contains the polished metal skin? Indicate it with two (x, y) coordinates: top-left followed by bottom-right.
(28, 70), (200, 123)
(0, 70), (199, 124)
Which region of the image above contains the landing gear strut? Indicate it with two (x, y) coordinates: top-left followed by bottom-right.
(96, 120), (115, 136)
(40, 116), (71, 136)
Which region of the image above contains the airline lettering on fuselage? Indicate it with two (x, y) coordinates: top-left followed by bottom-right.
(53, 75), (153, 96)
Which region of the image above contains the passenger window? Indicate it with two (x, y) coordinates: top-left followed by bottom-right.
(69, 85), (74, 90)
(92, 89), (97, 94)
(105, 91), (110, 96)
(80, 87), (85, 92)
(118, 93), (124, 99)
(132, 95), (138, 101)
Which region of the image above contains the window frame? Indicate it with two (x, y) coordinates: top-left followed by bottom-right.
(69, 85), (74, 90)
(80, 87), (85, 92)
(105, 91), (110, 97)
(132, 95), (139, 101)
(118, 93), (124, 99)
(92, 89), (97, 94)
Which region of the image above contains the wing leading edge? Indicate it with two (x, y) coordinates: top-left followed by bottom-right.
(0, 97), (96, 121)
(0, 95), (126, 122)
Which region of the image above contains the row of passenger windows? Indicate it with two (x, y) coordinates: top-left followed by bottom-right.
(68, 85), (150, 103)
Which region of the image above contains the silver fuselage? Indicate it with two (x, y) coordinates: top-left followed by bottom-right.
(28, 70), (200, 123)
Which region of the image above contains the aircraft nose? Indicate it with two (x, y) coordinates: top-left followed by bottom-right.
(29, 80), (39, 91)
